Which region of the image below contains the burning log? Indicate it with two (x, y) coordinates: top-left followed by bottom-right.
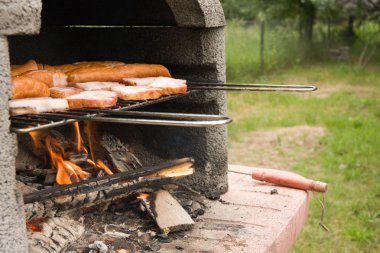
(23, 158), (194, 220)
(138, 190), (195, 233)
(101, 134), (143, 172)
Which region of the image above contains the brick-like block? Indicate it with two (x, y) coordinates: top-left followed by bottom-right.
(0, 0), (42, 36)
(161, 165), (310, 253)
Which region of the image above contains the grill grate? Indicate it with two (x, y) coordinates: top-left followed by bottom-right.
(10, 92), (190, 134)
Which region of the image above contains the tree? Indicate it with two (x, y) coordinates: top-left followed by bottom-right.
(220, 0), (257, 20)
(221, 0), (379, 48)
(339, 0), (380, 43)
(254, 0), (318, 47)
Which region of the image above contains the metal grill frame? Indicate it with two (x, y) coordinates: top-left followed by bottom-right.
(10, 92), (190, 134)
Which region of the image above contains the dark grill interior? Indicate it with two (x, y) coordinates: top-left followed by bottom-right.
(41, 0), (177, 27)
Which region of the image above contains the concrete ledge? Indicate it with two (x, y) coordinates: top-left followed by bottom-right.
(161, 165), (310, 253)
(166, 0), (226, 27)
(0, 0), (41, 35)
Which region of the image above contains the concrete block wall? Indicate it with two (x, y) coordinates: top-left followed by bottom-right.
(0, 1), (41, 252)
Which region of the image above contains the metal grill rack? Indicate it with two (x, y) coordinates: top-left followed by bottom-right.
(10, 92), (190, 134)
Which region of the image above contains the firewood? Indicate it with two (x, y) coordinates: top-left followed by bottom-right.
(23, 158), (194, 220)
(101, 134), (143, 172)
(24, 176), (167, 220)
(139, 190), (194, 233)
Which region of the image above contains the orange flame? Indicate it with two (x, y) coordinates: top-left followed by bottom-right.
(137, 193), (150, 200)
(64, 161), (90, 180)
(73, 122), (82, 152)
(32, 122), (115, 185)
(45, 135), (90, 185)
(96, 160), (113, 175)
(86, 159), (96, 166)
(84, 121), (95, 161)
(29, 131), (44, 149)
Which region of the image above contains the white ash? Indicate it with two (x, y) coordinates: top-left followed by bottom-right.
(88, 241), (108, 253)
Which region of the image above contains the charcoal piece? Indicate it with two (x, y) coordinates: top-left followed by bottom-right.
(157, 234), (172, 243)
(16, 175), (38, 184)
(66, 151), (89, 164)
(44, 171), (56, 185)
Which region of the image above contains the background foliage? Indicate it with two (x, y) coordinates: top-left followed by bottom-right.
(222, 1), (380, 252)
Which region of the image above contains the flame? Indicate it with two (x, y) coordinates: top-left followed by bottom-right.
(64, 161), (90, 180)
(87, 158), (113, 175)
(73, 122), (82, 152)
(31, 122), (115, 185)
(84, 121), (95, 161)
(86, 159), (96, 166)
(96, 160), (113, 175)
(45, 135), (90, 185)
(29, 131), (44, 149)
(137, 193), (150, 200)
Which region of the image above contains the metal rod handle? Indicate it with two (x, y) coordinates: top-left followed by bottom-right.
(89, 115), (232, 127)
(188, 82), (318, 92)
(97, 111), (230, 120)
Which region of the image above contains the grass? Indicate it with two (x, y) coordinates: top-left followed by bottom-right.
(226, 24), (380, 253)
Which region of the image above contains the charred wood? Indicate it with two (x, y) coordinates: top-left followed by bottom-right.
(23, 158), (193, 204)
(101, 134), (143, 172)
(24, 177), (173, 220)
(23, 158), (194, 220)
(17, 165), (49, 177)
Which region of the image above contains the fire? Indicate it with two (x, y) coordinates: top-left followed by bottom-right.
(73, 122), (82, 152)
(39, 122), (111, 185)
(29, 131), (44, 149)
(45, 135), (90, 185)
(86, 159), (96, 166)
(96, 160), (113, 175)
(84, 121), (95, 161)
(86, 158), (113, 175)
(137, 193), (150, 200)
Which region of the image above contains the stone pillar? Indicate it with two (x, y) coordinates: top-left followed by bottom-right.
(0, 0), (42, 251)
(0, 36), (28, 253)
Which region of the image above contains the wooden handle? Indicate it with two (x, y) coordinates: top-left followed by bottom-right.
(252, 169), (327, 192)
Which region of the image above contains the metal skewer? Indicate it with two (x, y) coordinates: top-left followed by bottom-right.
(188, 82), (318, 92)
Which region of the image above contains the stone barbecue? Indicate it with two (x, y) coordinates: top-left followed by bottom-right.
(0, 0), (229, 252)
(0, 1), (315, 252)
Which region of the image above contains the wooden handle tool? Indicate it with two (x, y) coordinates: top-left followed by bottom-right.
(252, 169), (327, 192)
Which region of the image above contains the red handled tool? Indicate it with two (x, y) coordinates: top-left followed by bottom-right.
(251, 169), (327, 192)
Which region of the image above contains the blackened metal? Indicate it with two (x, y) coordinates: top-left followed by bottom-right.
(23, 157), (193, 204)
(188, 82), (318, 92)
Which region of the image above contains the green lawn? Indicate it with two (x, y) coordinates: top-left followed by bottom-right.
(226, 24), (380, 253)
